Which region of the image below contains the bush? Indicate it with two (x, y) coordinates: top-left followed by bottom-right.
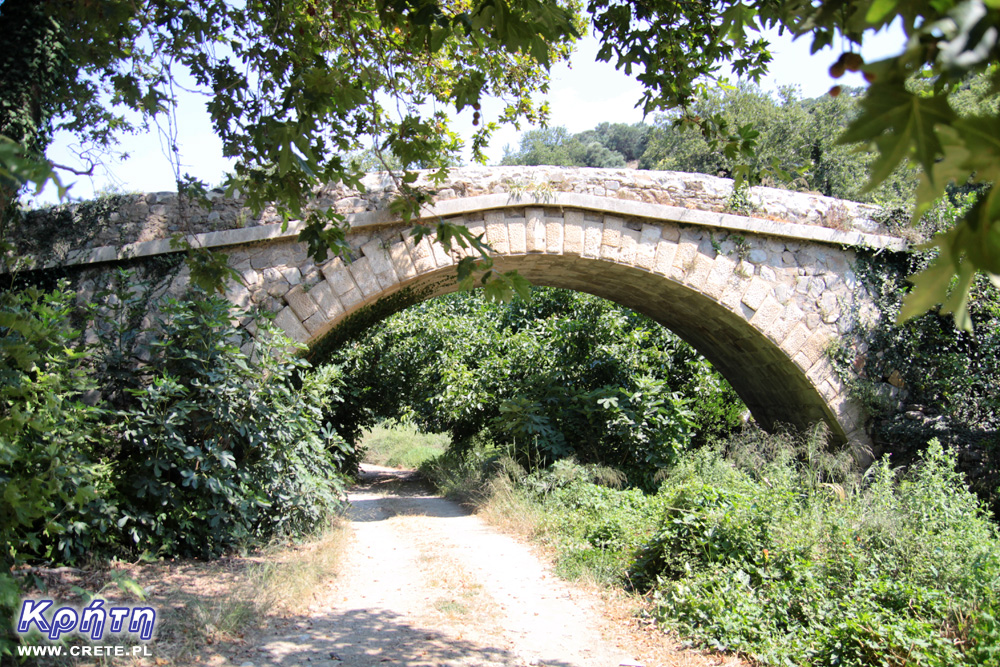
(0, 283), (119, 566)
(638, 439), (1000, 666)
(110, 294), (350, 558)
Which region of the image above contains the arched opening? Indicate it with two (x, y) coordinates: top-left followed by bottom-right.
(303, 251), (850, 446)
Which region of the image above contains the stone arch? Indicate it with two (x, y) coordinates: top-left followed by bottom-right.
(16, 168), (907, 452)
(248, 196), (891, 449)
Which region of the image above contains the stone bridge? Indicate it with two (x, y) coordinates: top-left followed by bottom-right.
(20, 167), (907, 451)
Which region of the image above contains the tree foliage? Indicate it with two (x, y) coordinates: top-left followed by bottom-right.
(5, 0), (1000, 324)
(326, 288), (745, 485)
(500, 122), (652, 168)
(0, 0), (580, 295)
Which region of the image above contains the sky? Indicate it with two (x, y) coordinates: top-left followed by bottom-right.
(34, 20), (906, 205)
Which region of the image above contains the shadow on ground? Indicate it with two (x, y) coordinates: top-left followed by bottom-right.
(225, 607), (580, 667)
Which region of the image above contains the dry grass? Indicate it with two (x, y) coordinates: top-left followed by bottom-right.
(16, 520), (349, 667)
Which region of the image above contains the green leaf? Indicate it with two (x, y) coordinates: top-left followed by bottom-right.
(840, 83), (956, 191)
(866, 0), (901, 23)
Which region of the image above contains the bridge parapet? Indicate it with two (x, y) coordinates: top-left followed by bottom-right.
(12, 167), (896, 268)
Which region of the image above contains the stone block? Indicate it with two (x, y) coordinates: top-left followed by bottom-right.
(546, 217), (564, 254)
(741, 277), (770, 311)
(406, 235), (437, 274)
(670, 240), (699, 280)
(338, 287), (363, 309)
(653, 239), (679, 275)
(526, 208), (546, 252)
(779, 323), (812, 357)
(285, 284), (319, 320)
(618, 227), (640, 265)
(582, 219), (603, 258)
(485, 211), (509, 254)
(800, 329), (833, 366)
(661, 224), (681, 243)
(602, 216), (623, 248)
(348, 257), (381, 297)
(507, 218), (528, 254)
(307, 280), (345, 320)
(807, 358), (834, 385)
(361, 239), (396, 276)
(302, 310), (332, 335)
(703, 254), (737, 299)
(274, 306), (310, 344)
(563, 210), (585, 255)
(431, 239), (453, 267)
(750, 294), (784, 331)
(322, 258), (358, 297)
(389, 241), (417, 280)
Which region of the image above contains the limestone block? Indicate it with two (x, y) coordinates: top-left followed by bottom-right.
(507, 218), (528, 254)
(684, 253), (715, 289)
(274, 306), (310, 344)
(764, 305), (800, 344)
(779, 323), (812, 357)
(265, 280), (291, 298)
(618, 227), (640, 265)
(338, 286), (363, 309)
(582, 218), (603, 258)
(285, 284), (320, 320)
(602, 216), (623, 248)
(670, 239), (699, 281)
(807, 358), (834, 385)
(820, 292), (841, 323)
(660, 224), (681, 243)
(799, 329), (833, 366)
(348, 257), (381, 297)
(405, 234), (438, 274)
(302, 311), (333, 335)
(307, 280), (345, 320)
(389, 241), (417, 280)
(241, 268), (261, 288)
(563, 210), (585, 255)
(226, 283), (252, 309)
(653, 239), (679, 275)
(635, 224), (660, 270)
(750, 294), (784, 331)
(545, 216), (564, 254)
(485, 211), (509, 254)
(322, 258), (358, 297)
(431, 239), (453, 267)
(279, 266), (302, 286)
(526, 208), (546, 253)
(703, 254), (737, 299)
(361, 239), (396, 276)
(741, 277), (770, 311)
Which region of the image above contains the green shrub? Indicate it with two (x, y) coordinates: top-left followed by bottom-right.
(0, 284), (119, 566)
(111, 294), (349, 558)
(640, 439), (1000, 666)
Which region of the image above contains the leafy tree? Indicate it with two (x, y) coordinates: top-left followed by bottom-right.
(327, 288), (745, 485)
(586, 0), (1000, 329)
(501, 122), (651, 168)
(640, 83), (918, 209)
(5, 0), (1000, 325)
(0, 0), (580, 294)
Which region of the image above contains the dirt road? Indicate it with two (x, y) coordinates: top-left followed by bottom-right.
(232, 465), (741, 667)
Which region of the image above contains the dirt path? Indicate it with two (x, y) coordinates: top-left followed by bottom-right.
(227, 465), (742, 667)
